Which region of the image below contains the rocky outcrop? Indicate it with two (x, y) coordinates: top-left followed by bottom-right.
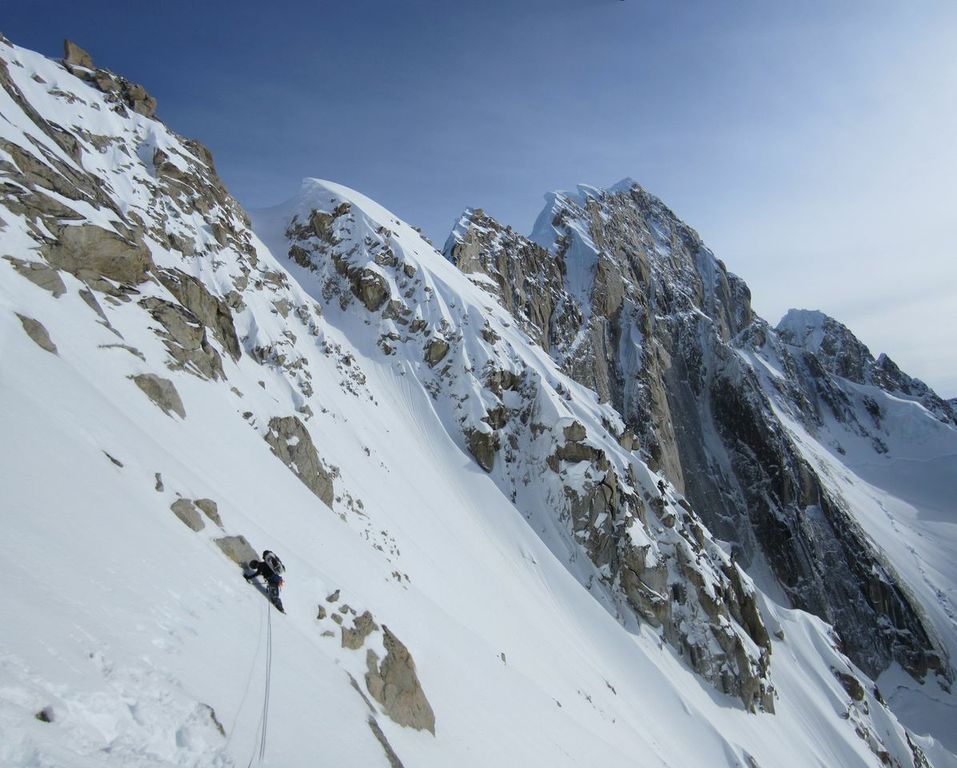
(264, 416), (334, 507)
(424, 337), (449, 366)
(4, 258), (67, 297)
(130, 373), (186, 418)
(62, 40), (92, 69)
(833, 668), (866, 702)
(194, 498), (222, 527)
(284, 199), (398, 317)
(140, 297), (226, 381)
(61, 39), (157, 117)
(444, 208), (562, 350)
(170, 499), (204, 531)
(447, 182), (948, 689)
(367, 717), (405, 768)
(43, 223), (154, 289)
(464, 426), (498, 472)
(16, 313), (57, 354)
(215, 535), (258, 565)
(155, 269), (241, 362)
(365, 627), (435, 734)
(342, 611), (379, 650)
(352, 268), (390, 312)
(558, 453), (774, 711)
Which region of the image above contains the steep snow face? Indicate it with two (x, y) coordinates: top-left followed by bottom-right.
(1, 36), (953, 768)
(253, 178), (778, 712)
(446, 180), (955, 742)
(745, 309), (957, 749)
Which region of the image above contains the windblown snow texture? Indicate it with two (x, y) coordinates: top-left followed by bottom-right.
(1, 36), (955, 768)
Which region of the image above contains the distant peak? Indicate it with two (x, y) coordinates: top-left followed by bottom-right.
(778, 308), (830, 330)
(289, 177), (391, 223)
(776, 308), (879, 384)
(546, 178), (643, 210)
(607, 177), (640, 194)
(776, 309), (846, 347)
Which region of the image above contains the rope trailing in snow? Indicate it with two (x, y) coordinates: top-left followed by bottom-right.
(226, 596), (266, 754)
(247, 599), (274, 768)
(260, 603), (273, 764)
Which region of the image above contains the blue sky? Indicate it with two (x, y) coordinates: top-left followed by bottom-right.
(6, 1), (956, 395)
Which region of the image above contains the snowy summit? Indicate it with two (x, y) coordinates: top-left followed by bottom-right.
(2, 35), (956, 768)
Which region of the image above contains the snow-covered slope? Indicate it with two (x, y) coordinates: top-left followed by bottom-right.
(1, 36), (953, 768)
(744, 309), (957, 746)
(446, 179), (957, 756)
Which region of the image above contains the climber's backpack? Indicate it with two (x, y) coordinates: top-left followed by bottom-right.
(263, 550), (285, 575)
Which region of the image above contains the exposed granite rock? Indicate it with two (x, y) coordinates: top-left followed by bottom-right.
(16, 313), (57, 353)
(140, 297), (225, 380)
(79, 289), (108, 322)
(833, 668), (866, 702)
(215, 535), (258, 566)
(265, 415), (334, 506)
(194, 498), (222, 527)
(130, 373), (186, 418)
(62, 40), (93, 69)
(35, 706), (55, 723)
(155, 268), (241, 362)
(554, 436), (604, 465)
(563, 421), (587, 442)
(367, 717), (406, 768)
(464, 426), (498, 472)
(170, 499), (204, 531)
(4, 257), (67, 297)
(42, 223), (154, 288)
(61, 39), (157, 118)
(424, 337), (449, 366)
(365, 626), (435, 734)
(284, 202), (396, 316)
(353, 268), (390, 312)
(199, 704), (225, 738)
(99, 343), (145, 360)
(307, 205), (349, 243)
(342, 611), (379, 650)
(444, 208), (561, 350)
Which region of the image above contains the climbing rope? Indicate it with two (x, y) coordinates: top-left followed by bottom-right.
(260, 604), (273, 764)
(225, 597), (265, 754)
(247, 599), (274, 768)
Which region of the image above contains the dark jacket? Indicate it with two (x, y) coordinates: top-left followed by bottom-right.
(245, 559), (282, 588)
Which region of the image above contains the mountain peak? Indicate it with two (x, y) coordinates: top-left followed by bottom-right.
(568, 177), (641, 205)
(777, 307), (882, 385)
(776, 308), (955, 424)
(776, 308), (861, 354)
(3, 33), (956, 767)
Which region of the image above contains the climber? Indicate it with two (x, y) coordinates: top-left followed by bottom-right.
(244, 550), (286, 613)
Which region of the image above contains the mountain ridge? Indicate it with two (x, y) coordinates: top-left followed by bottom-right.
(446, 179), (956, 735)
(2, 35), (955, 767)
